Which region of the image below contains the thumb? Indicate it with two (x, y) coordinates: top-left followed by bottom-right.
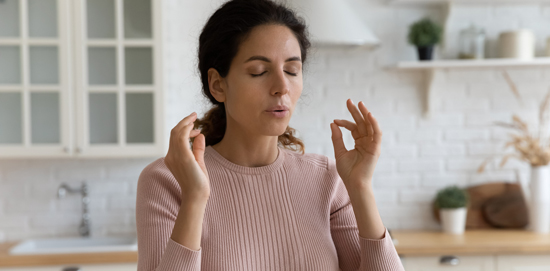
(192, 133), (207, 170)
(330, 122), (347, 159)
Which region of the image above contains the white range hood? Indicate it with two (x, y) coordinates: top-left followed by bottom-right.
(287, 0), (380, 47)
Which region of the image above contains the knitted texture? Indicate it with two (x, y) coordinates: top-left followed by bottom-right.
(136, 145), (405, 271)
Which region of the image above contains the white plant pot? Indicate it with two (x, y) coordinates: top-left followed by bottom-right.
(440, 207), (467, 235)
(529, 165), (550, 234)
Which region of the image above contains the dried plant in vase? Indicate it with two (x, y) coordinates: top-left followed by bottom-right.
(477, 71), (550, 172)
(477, 70), (550, 233)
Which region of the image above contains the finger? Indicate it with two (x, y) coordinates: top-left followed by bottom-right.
(189, 129), (201, 137)
(192, 133), (207, 172)
(368, 112), (383, 144)
(174, 112), (198, 132)
(177, 121), (197, 156)
(346, 99), (369, 137)
(358, 101), (374, 137)
(330, 122), (347, 159)
(333, 119), (361, 140)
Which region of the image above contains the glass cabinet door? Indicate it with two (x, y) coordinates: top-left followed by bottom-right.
(0, 0), (162, 158)
(0, 0), (71, 157)
(75, 0), (163, 157)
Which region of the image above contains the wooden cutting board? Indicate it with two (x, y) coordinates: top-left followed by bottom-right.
(431, 182), (529, 229)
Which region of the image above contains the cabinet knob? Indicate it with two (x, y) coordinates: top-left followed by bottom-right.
(63, 147), (70, 153)
(440, 255), (460, 266)
(76, 147), (82, 154)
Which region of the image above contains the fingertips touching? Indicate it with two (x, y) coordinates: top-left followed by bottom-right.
(189, 129), (201, 138)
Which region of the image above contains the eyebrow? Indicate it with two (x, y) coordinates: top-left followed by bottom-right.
(244, 55), (302, 63)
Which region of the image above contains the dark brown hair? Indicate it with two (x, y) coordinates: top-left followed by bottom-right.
(192, 0), (310, 154)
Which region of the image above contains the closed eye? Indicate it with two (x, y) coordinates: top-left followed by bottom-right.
(285, 71), (298, 76)
(251, 71), (298, 77)
(251, 71), (267, 77)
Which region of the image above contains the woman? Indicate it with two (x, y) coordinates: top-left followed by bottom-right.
(136, 0), (404, 270)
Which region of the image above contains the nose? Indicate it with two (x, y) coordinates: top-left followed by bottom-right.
(270, 69), (290, 96)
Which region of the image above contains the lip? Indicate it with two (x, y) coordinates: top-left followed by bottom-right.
(266, 110), (288, 118)
(265, 105), (289, 112)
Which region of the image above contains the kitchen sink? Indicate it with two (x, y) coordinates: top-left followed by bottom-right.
(9, 236), (138, 255)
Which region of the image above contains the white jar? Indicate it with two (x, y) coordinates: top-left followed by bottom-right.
(499, 29), (535, 60)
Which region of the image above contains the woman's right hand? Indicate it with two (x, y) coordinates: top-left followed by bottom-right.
(164, 112), (210, 202)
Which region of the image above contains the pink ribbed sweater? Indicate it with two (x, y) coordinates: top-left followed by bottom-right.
(136, 145), (404, 271)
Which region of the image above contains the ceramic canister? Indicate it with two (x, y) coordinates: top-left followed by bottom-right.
(499, 29), (535, 60)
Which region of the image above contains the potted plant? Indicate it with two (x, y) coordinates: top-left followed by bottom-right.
(408, 17), (443, 61)
(434, 185), (469, 234)
(478, 71), (550, 233)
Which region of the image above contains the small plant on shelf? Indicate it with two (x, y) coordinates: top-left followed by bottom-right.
(408, 17), (443, 61)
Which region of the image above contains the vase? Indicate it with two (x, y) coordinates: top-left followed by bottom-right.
(417, 45), (434, 61)
(528, 165), (550, 233)
(439, 207), (467, 234)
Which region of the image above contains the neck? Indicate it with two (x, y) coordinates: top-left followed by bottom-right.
(211, 135), (280, 168)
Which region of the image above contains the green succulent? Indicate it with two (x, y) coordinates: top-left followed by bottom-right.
(434, 185), (469, 209)
(408, 18), (443, 47)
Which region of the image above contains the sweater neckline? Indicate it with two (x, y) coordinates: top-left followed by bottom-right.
(205, 145), (285, 175)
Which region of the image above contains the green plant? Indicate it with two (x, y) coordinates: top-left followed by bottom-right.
(434, 185), (469, 209)
(408, 18), (443, 47)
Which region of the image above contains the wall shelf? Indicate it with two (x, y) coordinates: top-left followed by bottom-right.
(393, 58), (550, 118)
(397, 57), (550, 69)
(389, 0), (550, 4)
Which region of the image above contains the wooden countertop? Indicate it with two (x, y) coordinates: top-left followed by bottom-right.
(0, 242), (137, 267)
(4, 229), (550, 266)
(391, 229), (550, 256)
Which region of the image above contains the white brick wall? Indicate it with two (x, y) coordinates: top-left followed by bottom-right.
(1, 0), (550, 242)
(0, 158), (155, 242)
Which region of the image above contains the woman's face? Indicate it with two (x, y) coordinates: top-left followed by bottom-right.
(216, 24), (303, 137)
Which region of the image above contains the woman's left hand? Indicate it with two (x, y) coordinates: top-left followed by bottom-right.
(329, 99), (383, 190)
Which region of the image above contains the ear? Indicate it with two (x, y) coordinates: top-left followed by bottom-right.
(208, 68), (227, 103)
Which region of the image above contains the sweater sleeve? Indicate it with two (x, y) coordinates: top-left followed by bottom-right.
(328, 158), (405, 271)
(136, 158), (202, 271)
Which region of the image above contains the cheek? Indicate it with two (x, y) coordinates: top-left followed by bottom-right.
(291, 80), (303, 98)
(226, 83), (262, 117)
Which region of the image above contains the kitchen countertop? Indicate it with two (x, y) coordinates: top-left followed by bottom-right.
(3, 229), (550, 266)
(0, 242), (137, 267)
(391, 229), (550, 256)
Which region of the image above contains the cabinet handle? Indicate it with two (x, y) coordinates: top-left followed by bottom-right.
(440, 255), (460, 266)
(62, 267), (81, 271)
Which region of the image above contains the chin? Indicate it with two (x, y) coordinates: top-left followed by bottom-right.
(264, 125), (289, 136)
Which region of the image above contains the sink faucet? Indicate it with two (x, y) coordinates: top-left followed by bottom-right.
(57, 182), (90, 237)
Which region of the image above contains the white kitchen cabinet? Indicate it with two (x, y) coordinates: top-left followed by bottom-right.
(0, 263), (137, 271)
(403, 254), (550, 271)
(496, 254), (550, 271)
(0, 0), (164, 158)
(402, 255), (496, 271)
